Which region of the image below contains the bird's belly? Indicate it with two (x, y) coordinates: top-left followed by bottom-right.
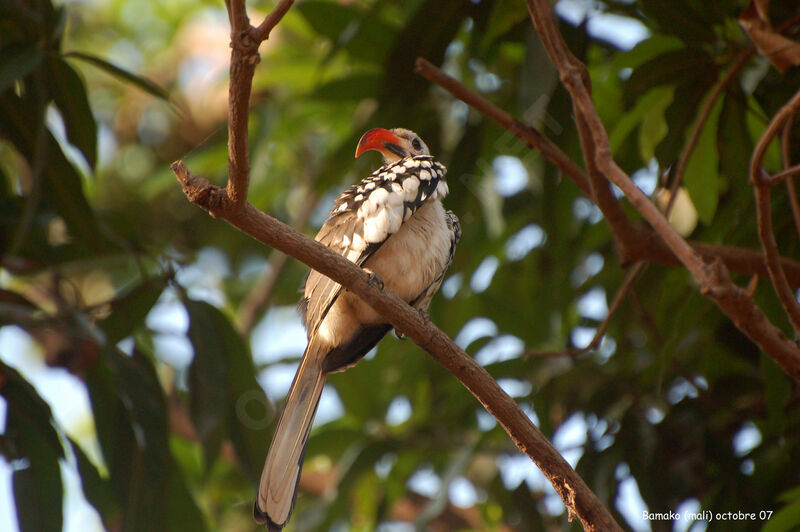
(317, 200), (451, 346)
(366, 201), (451, 302)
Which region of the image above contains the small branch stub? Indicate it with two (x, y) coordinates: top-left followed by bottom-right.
(171, 160), (228, 217)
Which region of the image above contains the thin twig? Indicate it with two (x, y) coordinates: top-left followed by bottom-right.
(256, 0), (295, 42)
(665, 13), (800, 215)
(751, 87), (800, 335)
(771, 162), (800, 186)
(525, 0), (800, 382)
(528, 262), (646, 358)
(417, 56), (635, 264)
(781, 116), (800, 237)
(665, 48), (755, 217)
(224, 0), (294, 212)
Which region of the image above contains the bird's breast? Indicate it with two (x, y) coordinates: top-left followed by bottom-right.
(363, 200), (452, 303)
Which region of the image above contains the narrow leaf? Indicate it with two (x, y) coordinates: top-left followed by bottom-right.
(64, 51), (170, 101)
(0, 91), (104, 249)
(0, 45), (44, 94)
(85, 346), (180, 530)
(184, 299), (270, 482)
(46, 57), (97, 169)
(67, 438), (120, 528)
(185, 299), (230, 468)
(97, 276), (169, 345)
(683, 98), (723, 225)
(0, 361), (64, 532)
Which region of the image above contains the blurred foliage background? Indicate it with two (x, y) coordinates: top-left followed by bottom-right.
(2, 0), (800, 530)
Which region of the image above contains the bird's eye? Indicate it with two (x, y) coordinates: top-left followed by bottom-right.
(411, 138), (422, 151)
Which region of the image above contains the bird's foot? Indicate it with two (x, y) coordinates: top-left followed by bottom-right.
(394, 309), (429, 339)
(418, 308), (430, 324)
(367, 272), (384, 291)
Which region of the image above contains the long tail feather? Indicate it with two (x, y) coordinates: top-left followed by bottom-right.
(254, 342), (327, 530)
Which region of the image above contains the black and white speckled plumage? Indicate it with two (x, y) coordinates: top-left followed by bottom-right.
(332, 155), (447, 232)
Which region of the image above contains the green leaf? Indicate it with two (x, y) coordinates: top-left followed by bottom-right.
(611, 35), (685, 72)
(639, 0), (717, 45)
(86, 345), (208, 530)
(654, 68), (718, 166)
(185, 300), (229, 468)
(184, 299), (270, 482)
(0, 164), (9, 200)
(97, 276), (170, 345)
(46, 56), (97, 169)
(85, 346), (173, 530)
(67, 437), (121, 528)
(683, 97), (722, 225)
(627, 48), (713, 99)
(0, 0), (60, 43)
(0, 90), (104, 249)
(227, 336), (272, 484)
(0, 45), (44, 94)
(0, 361), (64, 532)
(761, 354), (790, 435)
(379, 0), (488, 106)
(763, 488), (800, 532)
(747, 95), (783, 173)
(296, 2), (397, 63)
(165, 462), (208, 532)
(12, 449), (63, 532)
(63, 51), (170, 102)
(638, 86), (673, 162)
(609, 86), (672, 156)
(717, 87), (752, 186)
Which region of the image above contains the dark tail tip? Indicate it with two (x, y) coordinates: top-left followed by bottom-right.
(253, 501), (283, 531)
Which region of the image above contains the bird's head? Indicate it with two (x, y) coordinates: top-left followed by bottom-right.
(355, 128), (429, 165)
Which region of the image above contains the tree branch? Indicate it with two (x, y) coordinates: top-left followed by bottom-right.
(665, 48), (754, 215)
(751, 87), (800, 335)
(225, 0), (294, 212)
(780, 116), (800, 238)
(523, 0), (800, 381)
(255, 0), (295, 42)
(414, 57), (591, 197)
(771, 162), (800, 186)
(528, 262), (646, 358)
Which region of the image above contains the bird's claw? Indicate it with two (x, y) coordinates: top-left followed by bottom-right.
(367, 272), (384, 291)
(417, 308), (430, 324)
(394, 309), (429, 339)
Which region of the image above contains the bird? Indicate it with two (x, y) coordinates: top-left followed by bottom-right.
(254, 128), (460, 530)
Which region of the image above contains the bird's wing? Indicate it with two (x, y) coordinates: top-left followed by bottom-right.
(410, 209), (461, 311)
(300, 155), (448, 335)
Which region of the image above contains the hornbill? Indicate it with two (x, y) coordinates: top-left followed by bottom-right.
(254, 128), (460, 530)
